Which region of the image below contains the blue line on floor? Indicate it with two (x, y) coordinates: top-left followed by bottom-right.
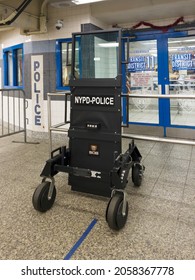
(64, 218), (98, 260)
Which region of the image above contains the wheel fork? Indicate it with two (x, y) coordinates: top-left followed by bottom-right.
(42, 177), (55, 200)
(111, 189), (127, 217)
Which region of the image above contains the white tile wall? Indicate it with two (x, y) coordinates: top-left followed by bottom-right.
(94, 37), (117, 78)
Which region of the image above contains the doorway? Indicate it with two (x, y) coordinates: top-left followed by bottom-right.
(123, 31), (195, 140)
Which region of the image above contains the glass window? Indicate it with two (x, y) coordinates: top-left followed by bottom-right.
(126, 40), (159, 124)
(16, 49), (23, 87)
(168, 36), (195, 126)
(7, 51), (13, 86)
(3, 45), (23, 87)
(73, 31), (119, 79)
(61, 42), (72, 86)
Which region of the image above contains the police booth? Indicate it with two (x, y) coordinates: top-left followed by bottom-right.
(32, 29), (144, 230)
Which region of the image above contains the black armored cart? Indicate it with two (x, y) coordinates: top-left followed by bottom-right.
(32, 29), (145, 230)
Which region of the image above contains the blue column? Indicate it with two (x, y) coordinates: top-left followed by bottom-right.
(157, 37), (170, 136)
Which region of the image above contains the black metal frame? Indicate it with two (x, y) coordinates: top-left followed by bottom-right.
(71, 28), (122, 81)
(40, 140), (141, 194)
(40, 29), (143, 198)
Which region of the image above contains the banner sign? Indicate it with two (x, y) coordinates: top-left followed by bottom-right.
(128, 55), (155, 72)
(171, 53), (195, 71)
(31, 55), (44, 131)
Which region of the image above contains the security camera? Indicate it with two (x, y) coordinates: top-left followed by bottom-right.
(55, 20), (63, 30)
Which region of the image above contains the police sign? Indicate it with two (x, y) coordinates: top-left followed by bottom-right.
(74, 96), (115, 106)
(31, 55), (44, 131)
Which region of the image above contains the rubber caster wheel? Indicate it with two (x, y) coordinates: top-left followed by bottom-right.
(106, 193), (128, 230)
(32, 181), (56, 212)
(132, 163), (144, 187)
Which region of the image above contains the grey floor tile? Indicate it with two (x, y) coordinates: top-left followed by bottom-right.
(150, 142), (173, 157)
(190, 146), (195, 161)
(171, 222), (195, 259)
(128, 195), (181, 221)
(142, 155), (167, 180)
(127, 177), (156, 196)
(143, 154), (168, 166)
(188, 159), (195, 172)
(158, 171), (187, 185)
(185, 175), (195, 188)
(182, 184), (195, 207)
(178, 204), (195, 225)
(169, 144), (192, 160)
(151, 181), (184, 202)
(157, 158), (189, 185)
(165, 157), (190, 169)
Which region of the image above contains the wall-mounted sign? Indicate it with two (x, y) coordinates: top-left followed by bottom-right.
(31, 55), (44, 131)
(171, 53), (195, 71)
(131, 72), (153, 87)
(128, 55), (155, 72)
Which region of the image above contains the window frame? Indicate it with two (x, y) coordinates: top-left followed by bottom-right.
(3, 44), (24, 88)
(56, 38), (72, 90)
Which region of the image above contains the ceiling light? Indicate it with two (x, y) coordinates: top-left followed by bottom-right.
(72, 0), (104, 5)
(98, 42), (119, 48)
(169, 39), (195, 44)
(141, 41), (156, 45)
(168, 40), (182, 44)
(184, 38), (195, 42)
(168, 48), (179, 52)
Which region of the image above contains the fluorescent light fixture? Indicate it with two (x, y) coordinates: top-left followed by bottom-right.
(98, 42), (119, 48)
(72, 0), (104, 4)
(142, 41), (156, 45)
(149, 52), (157, 57)
(168, 40), (182, 44)
(149, 49), (157, 53)
(168, 48), (179, 52)
(94, 57), (100, 61)
(169, 39), (195, 43)
(25, 38), (32, 43)
(168, 46), (195, 50)
(184, 38), (195, 42)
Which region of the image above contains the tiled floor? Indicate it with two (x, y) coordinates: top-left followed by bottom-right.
(0, 134), (195, 260)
